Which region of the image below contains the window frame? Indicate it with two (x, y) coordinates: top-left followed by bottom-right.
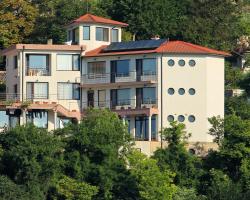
(57, 82), (80, 100)
(96, 27), (109, 42)
(83, 26), (90, 40)
(26, 110), (48, 129)
(56, 54), (80, 71)
(26, 54), (50, 69)
(26, 82), (49, 100)
(111, 29), (119, 42)
(14, 56), (18, 69)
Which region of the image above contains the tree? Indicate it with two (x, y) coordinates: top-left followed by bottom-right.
(0, 125), (63, 199)
(127, 150), (176, 200)
(54, 176), (98, 200)
(239, 72), (250, 96)
(153, 122), (203, 188)
(0, 0), (38, 48)
(208, 116), (224, 146)
(225, 62), (243, 89)
(56, 109), (137, 200)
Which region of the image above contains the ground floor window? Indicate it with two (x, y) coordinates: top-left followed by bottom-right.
(135, 115), (157, 141)
(9, 116), (20, 128)
(0, 111), (9, 128)
(56, 117), (72, 129)
(26, 110), (48, 128)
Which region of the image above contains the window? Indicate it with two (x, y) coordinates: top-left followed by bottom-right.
(14, 56), (18, 69)
(117, 88), (130, 105)
(167, 115), (174, 122)
(9, 116), (19, 128)
(178, 59), (185, 67)
(135, 116), (149, 140)
(189, 60), (196, 67)
(87, 61), (106, 75)
(83, 26), (90, 40)
(57, 54), (80, 71)
(58, 83), (80, 100)
(57, 117), (72, 129)
(0, 111), (9, 128)
(189, 88), (196, 95)
(168, 59), (175, 67)
(26, 110), (48, 128)
(178, 88), (185, 95)
(151, 115), (157, 140)
(27, 82), (48, 99)
(143, 87), (156, 104)
(26, 54), (49, 69)
(72, 28), (79, 44)
(178, 115), (185, 122)
(98, 90), (106, 107)
(143, 58), (156, 75)
(168, 88), (175, 95)
(96, 27), (109, 41)
(116, 60), (130, 77)
(188, 115), (196, 122)
(111, 29), (119, 42)
(67, 30), (72, 41)
(14, 84), (18, 98)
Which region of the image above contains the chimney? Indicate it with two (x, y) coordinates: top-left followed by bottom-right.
(151, 35), (160, 40)
(47, 39), (53, 45)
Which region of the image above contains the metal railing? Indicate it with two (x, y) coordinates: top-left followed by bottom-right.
(26, 67), (50, 76)
(80, 71), (157, 84)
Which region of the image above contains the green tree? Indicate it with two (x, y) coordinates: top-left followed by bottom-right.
(239, 72), (250, 96)
(208, 116), (224, 146)
(127, 150), (176, 200)
(56, 109), (137, 200)
(225, 62), (243, 89)
(154, 122), (203, 188)
(0, 0), (38, 48)
(54, 176), (98, 200)
(0, 125), (63, 199)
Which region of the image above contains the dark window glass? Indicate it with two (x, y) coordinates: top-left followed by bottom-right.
(143, 58), (156, 75)
(189, 88), (196, 95)
(135, 116), (148, 141)
(14, 56), (18, 69)
(188, 115), (196, 122)
(178, 88), (185, 95)
(168, 88), (175, 95)
(178, 115), (185, 122)
(111, 29), (118, 42)
(116, 60), (130, 76)
(178, 59), (185, 67)
(168, 59), (175, 66)
(189, 60), (196, 67)
(96, 27), (109, 41)
(143, 87), (156, 104)
(167, 115), (174, 122)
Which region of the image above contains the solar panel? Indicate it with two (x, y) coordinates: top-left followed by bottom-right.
(103, 39), (167, 52)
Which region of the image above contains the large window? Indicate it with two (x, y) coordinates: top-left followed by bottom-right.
(135, 117), (149, 140)
(96, 27), (109, 41)
(26, 54), (49, 69)
(26, 110), (48, 128)
(27, 82), (48, 99)
(117, 88), (131, 105)
(72, 28), (79, 44)
(116, 60), (130, 76)
(143, 58), (156, 75)
(58, 83), (80, 100)
(57, 54), (80, 71)
(83, 26), (90, 40)
(143, 87), (156, 104)
(111, 29), (118, 42)
(87, 61), (106, 75)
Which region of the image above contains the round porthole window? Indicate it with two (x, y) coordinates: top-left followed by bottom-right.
(188, 115), (196, 123)
(178, 59), (185, 67)
(188, 88), (196, 95)
(168, 88), (175, 95)
(189, 60), (196, 67)
(178, 115), (185, 122)
(167, 115), (175, 122)
(178, 88), (185, 95)
(168, 59), (175, 67)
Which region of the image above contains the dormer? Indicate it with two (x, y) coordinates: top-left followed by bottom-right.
(65, 14), (128, 51)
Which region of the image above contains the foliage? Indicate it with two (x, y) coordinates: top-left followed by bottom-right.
(56, 109), (137, 200)
(154, 122), (203, 188)
(127, 150), (176, 200)
(173, 187), (206, 200)
(0, 125), (63, 199)
(225, 62), (243, 89)
(0, 0), (38, 48)
(225, 96), (250, 120)
(208, 116), (224, 146)
(239, 72), (250, 96)
(0, 175), (28, 200)
(54, 175), (98, 200)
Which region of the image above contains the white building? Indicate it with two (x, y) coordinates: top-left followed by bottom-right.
(1, 14), (229, 155)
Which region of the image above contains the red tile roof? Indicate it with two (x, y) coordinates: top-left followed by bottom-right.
(85, 40), (231, 57)
(70, 13), (128, 27)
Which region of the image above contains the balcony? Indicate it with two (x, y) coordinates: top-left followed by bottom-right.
(26, 67), (50, 76)
(80, 71), (157, 88)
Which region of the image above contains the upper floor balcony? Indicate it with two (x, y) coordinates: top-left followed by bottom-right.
(80, 71), (157, 88)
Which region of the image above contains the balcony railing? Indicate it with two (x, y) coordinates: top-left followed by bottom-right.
(82, 98), (157, 110)
(26, 67), (50, 76)
(80, 71), (157, 84)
